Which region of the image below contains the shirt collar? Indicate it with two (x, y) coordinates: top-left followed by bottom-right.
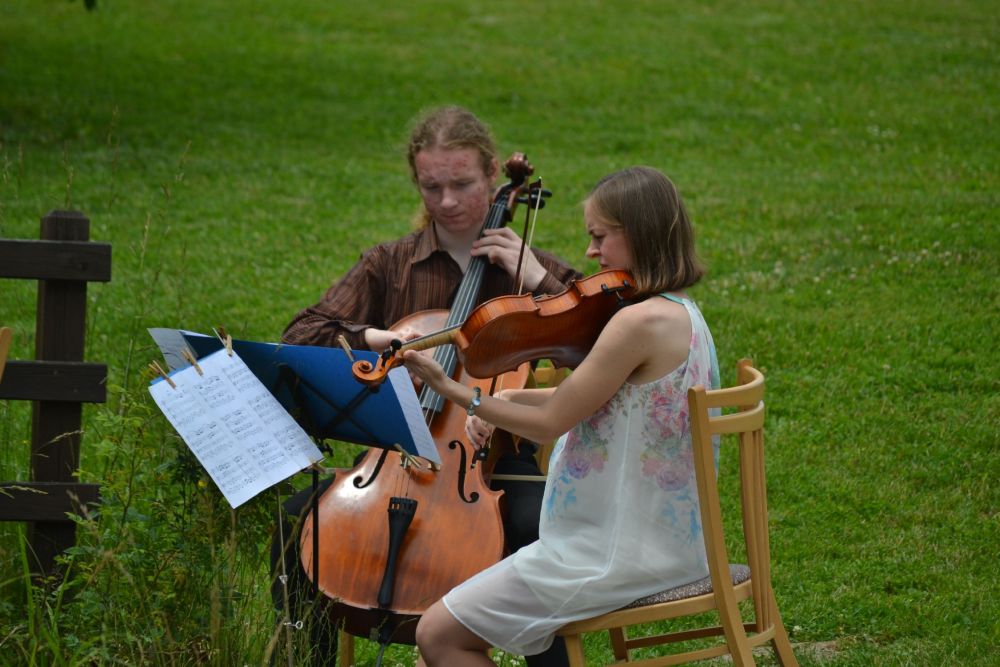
(411, 223), (445, 265)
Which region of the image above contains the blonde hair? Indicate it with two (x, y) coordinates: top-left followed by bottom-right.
(586, 167), (705, 296)
(406, 106), (498, 228)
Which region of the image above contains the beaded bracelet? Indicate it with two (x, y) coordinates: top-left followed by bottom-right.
(466, 386), (482, 416)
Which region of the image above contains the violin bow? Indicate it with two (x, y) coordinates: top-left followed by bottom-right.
(513, 177), (544, 295)
(480, 177), (545, 459)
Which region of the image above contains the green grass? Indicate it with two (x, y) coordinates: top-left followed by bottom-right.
(1, 0), (998, 664)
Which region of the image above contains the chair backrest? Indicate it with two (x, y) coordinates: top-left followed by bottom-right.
(529, 364), (571, 475)
(688, 358), (777, 631)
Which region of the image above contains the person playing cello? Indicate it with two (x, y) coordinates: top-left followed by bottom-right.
(404, 166), (720, 666)
(273, 105), (580, 666)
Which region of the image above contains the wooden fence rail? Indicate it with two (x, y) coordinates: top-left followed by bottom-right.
(0, 210), (110, 575)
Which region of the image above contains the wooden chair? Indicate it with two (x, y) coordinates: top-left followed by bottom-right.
(490, 361), (570, 482)
(556, 359), (798, 666)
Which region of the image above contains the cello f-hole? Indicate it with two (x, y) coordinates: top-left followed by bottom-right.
(448, 440), (480, 504)
(355, 449), (390, 489)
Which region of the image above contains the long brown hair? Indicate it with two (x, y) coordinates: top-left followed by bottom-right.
(586, 167), (705, 296)
(406, 106), (498, 228)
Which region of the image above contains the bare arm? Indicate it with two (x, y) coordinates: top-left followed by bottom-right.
(497, 386), (556, 406)
(465, 386), (556, 446)
(408, 297), (693, 444)
(406, 303), (674, 444)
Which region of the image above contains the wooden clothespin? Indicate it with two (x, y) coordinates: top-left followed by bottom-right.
(393, 443), (430, 471)
(181, 348), (204, 375)
(0, 327), (13, 385)
(308, 461), (334, 475)
(212, 326), (234, 356)
(337, 335), (355, 363)
(148, 360), (177, 389)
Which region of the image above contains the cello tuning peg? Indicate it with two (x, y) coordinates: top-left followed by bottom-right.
(517, 190), (552, 208)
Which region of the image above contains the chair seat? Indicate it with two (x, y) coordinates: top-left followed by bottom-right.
(620, 564), (751, 609)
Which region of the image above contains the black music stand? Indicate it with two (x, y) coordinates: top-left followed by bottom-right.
(175, 332), (438, 659)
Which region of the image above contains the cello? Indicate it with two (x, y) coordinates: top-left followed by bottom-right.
(299, 154), (543, 649)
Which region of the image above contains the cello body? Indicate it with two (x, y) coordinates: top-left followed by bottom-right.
(299, 310), (531, 644)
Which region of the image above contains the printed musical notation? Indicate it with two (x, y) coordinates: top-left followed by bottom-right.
(149, 349), (323, 508)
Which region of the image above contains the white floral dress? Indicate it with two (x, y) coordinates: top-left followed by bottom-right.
(443, 295), (720, 656)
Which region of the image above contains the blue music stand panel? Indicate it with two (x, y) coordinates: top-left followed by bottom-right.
(182, 333), (438, 463)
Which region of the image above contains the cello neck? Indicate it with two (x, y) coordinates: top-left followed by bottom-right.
(421, 197), (510, 412)
(420, 153), (534, 413)
(447, 197), (510, 327)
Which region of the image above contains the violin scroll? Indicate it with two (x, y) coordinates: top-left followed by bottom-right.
(351, 355), (398, 387)
(351, 326), (462, 387)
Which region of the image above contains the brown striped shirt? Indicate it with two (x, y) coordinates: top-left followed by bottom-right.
(282, 225), (581, 350)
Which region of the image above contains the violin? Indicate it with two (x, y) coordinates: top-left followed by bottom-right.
(352, 268), (636, 385)
(299, 153), (546, 648)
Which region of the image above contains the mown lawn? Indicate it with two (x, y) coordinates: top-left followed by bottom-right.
(1, 1), (997, 665)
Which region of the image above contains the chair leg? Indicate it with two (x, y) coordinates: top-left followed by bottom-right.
(338, 630), (354, 667)
(717, 593), (755, 666)
(563, 633), (587, 667)
(768, 591), (799, 667)
(608, 627), (628, 661)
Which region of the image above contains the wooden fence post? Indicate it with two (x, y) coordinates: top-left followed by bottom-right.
(0, 210), (110, 575)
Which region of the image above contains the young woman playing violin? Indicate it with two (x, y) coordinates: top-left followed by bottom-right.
(404, 166), (720, 666)
(275, 106), (580, 666)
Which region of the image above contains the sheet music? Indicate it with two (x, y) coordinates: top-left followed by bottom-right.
(148, 348), (323, 508)
(148, 328), (441, 465)
(388, 367), (439, 462)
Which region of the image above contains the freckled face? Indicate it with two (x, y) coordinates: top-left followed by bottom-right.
(584, 200), (633, 271)
(414, 147), (496, 240)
